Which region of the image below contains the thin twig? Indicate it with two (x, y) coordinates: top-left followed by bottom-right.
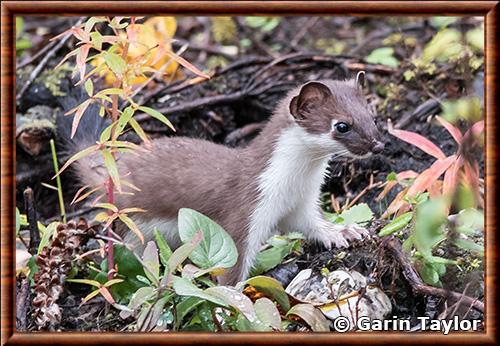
(23, 187), (40, 254)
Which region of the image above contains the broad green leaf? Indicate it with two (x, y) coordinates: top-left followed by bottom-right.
(323, 211), (342, 224)
(339, 203), (374, 225)
(254, 297), (281, 330)
(109, 245), (147, 300)
(286, 304), (330, 332)
(250, 242), (294, 276)
(419, 262), (441, 286)
(178, 208), (238, 269)
(378, 212), (413, 236)
(138, 106), (175, 132)
(205, 286), (257, 322)
(245, 276), (290, 311)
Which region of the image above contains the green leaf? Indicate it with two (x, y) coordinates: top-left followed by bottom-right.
(250, 241), (294, 276)
(84, 79), (94, 97)
(103, 51), (127, 76)
(54, 144), (99, 178)
(413, 198), (447, 259)
(175, 296), (205, 329)
(115, 106), (135, 138)
(118, 214), (144, 244)
(419, 262), (441, 286)
(254, 297), (281, 330)
(366, 47), (399, 68)
(286, 304), (330, 332)
(205, 286), (257, 322)
(339, 203), (374, 225)
(453, 238), (484, 256)
(323, 211), (342, 224)
(178, 208), (238, 270)
(245, 276), (290, 311)
(15, 208), (20, 234)
(67, 278), (102, 288)
(154, 228), (173, 267)
(129, 118), (151, 145)
(142, 241), (160, 284)
(37, 221), (58, 254)
(101, 149), (121, 192)
(172, 276), (227, 307)
(109, 245), (147, 301)
(137, 106), (175, 132)
(386, 172), (397, 181)
(166, 230), (203, 275)
(378, 212), (413, 236)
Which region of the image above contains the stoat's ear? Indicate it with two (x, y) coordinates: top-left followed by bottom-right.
(289, 81), (332, 120)
(356, 71), (366, 89)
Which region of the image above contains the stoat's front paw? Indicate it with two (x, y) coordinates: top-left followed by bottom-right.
(316, 224), (369, 249)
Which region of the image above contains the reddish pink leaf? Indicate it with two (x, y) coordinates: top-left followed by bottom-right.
(375, 181), (397, 202)
(71, 99), (92, 138)
(407, 155), (457, 198)
(382, 188), (409, 218)
(99, 287), (115, 304)
(463, 160), (482, 207)
(428, 180), (443, 199)
(397, 170), (418, 181)
(435, 116), (463, 144)
(162, 47), (210, 79)
(388, 127), (446, 160)
(76, 44), (91, 81)
(442, 156), (462, 197)
(464, 120), (484, 139)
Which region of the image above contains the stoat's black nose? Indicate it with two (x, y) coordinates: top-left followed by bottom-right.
(371, 141), (385, 154)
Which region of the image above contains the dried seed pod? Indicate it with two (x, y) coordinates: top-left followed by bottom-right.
(32, 218), (92, 330)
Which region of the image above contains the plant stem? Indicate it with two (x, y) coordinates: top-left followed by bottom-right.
(50, 139), (66, 223)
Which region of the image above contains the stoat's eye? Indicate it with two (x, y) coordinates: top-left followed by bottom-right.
(334, 122), (350, 133)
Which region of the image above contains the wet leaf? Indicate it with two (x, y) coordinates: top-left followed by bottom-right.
(205, 286), (257, 322)
(254, 297), (281, 330)
(172, 276), (227, 307)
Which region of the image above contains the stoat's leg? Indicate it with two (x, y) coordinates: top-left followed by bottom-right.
(281, 205), (368, 249)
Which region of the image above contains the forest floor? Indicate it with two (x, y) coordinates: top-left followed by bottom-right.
(15, 16), (484, 332)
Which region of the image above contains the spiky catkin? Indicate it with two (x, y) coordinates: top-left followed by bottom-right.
(32, 218), (94, 330)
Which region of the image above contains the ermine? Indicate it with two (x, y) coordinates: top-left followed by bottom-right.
(59, 72), (384, 285)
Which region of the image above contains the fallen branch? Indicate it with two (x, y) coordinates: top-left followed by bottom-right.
(384, 237), (484, 313)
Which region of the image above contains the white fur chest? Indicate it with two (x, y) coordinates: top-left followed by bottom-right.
(242, 125), (341, 280)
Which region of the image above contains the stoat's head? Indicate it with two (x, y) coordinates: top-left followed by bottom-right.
(288, 73), (384, 159)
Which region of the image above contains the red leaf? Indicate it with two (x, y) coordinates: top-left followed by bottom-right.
(76, 44), (91, 81)
(397, 170), (418, 181)
(71, 99), (92, 138)
(99, 287), (115, 304)
(435, 116), (462, 144)
(388, 125), (446, 160)
(464, 120), (484, 139)
(442, 156), (462, 197)
(407, 155), (457, 198)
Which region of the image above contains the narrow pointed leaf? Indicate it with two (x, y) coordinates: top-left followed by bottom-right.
(101, 149), (121, 192)
(118, 214), (144, 244)
(137, 106), (175, 132)
(53, 144), (99, 178)
(436, 116), (462, 144)
(388, 127), (446, 160)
